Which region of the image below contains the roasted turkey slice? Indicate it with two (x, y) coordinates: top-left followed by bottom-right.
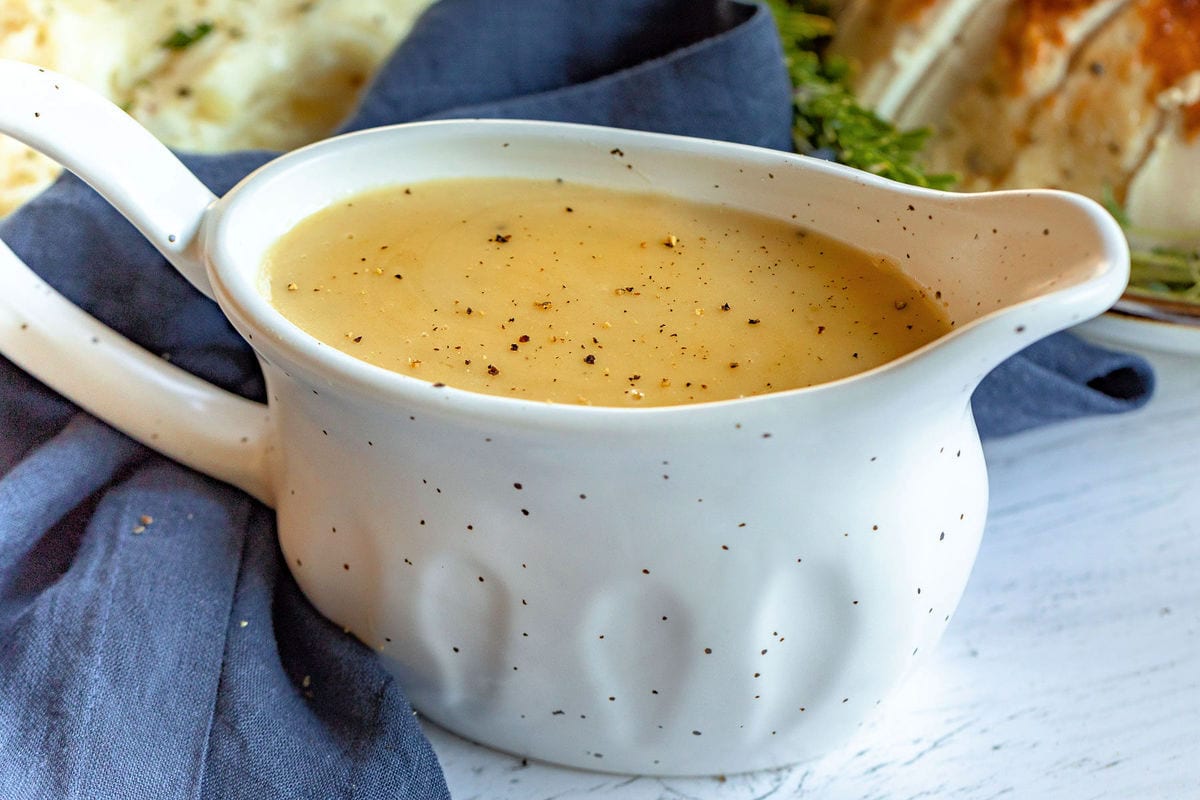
(902, 0), (1130, 190)
(835, 0), (1200, 237)
(1004, 1), (1199, 208)
(831, 0), (992, 119)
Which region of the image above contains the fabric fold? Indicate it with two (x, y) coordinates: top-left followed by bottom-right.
(974, 334), (1155, 438)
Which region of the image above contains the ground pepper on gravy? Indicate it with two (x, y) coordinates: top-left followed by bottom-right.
(261, 177), (951, 406)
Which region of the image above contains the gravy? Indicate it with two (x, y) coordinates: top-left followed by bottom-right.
(261, 177), (950, 406)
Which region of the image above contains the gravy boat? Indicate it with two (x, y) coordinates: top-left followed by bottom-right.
(0, 61), (1127, 776)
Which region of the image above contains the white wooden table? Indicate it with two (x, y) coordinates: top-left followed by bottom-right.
(424, 336), (1200, 799)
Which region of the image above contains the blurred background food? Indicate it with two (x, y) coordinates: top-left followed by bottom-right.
(0, 0), (434, 215)
(833, 1), (1194, 210)
(826, 0), (1200, 308)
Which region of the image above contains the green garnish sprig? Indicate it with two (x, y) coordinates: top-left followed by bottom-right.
(162, 21), (215, 51)
(1126, 248), (1200, 301)
(767, 0), (957, 190)
(1102, 186), (1200, 301)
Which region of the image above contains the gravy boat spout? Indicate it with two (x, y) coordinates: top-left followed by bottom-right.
(840, 184), (1131, 403)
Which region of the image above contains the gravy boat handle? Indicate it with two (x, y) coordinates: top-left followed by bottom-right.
(0, 60), (273, 504)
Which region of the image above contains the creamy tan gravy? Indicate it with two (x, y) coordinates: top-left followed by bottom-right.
(261, 177), (951, 406)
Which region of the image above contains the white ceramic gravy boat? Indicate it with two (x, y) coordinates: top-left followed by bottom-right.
(0, 61), (1128, 776)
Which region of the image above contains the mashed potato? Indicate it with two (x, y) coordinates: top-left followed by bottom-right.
(0, 0), (435, 215)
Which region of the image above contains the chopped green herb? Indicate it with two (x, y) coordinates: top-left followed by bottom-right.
(1127, 247), (1200, 302)
(162, 22), (214, 50)
(767, 1), (957, 190)
(1103, 186), (1200, 302)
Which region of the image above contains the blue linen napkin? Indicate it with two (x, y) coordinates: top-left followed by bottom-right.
(0, 1), (1154, 797)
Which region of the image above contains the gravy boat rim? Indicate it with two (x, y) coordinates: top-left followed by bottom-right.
(206, 118), (1129, 423)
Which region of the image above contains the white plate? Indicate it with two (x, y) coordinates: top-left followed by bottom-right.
(1079, 309), (1200, 356)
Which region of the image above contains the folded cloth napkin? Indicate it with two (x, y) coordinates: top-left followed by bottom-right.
(0, 0), (1154, 797)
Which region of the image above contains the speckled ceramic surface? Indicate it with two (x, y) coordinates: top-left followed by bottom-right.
(0, 61), (1129, 776)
